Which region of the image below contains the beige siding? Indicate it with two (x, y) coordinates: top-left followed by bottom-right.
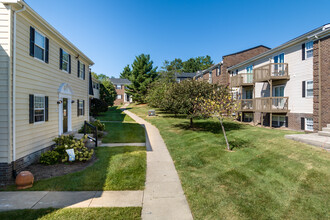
(0, 4), (11, 163)
(13, 13), (90, 160)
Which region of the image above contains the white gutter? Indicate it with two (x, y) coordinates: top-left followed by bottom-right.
(12, 4), (25, 175)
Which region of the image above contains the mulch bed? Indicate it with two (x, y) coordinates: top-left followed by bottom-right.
(24, 154), (98, 181)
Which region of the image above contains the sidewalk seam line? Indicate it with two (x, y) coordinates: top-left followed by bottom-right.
(30, 191), (49, 209)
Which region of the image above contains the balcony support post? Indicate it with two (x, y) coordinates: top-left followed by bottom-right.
(261, 113), (264, 127)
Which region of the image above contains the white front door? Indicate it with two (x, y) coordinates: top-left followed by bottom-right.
(58, 83), (74, 135)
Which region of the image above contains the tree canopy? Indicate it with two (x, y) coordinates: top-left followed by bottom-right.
(126, 54), (158, 103)
(120, 65), (132, 79)
(160, 56), (213, 74)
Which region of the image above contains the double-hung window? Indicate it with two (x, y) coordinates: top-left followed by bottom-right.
(78, 100), (84, 116)
(34, 31), (45, 61)
(34, 95), (45, 122)
(306, 80), (313, 98)
(305, 118), (313, 131)
(117, 95), (122, 99)
(116, 85), (121, 89)
(62, 50), (69, 72)
(305, 41), (313, 58)
(79, 61), (85, 80)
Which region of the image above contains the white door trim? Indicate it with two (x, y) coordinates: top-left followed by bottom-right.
(58, 83), (74, 135)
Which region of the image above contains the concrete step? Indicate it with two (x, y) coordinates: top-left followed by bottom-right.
(322, 127), (330, 132)
(318, 131), (330, 137)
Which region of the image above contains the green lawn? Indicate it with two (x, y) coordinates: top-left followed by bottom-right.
(102, 122), (146, 143)
(96, 106), (134, 122)
(4, 147), (146, 191)
(129, 104), (330, 220)
(0, 207), (141, 220)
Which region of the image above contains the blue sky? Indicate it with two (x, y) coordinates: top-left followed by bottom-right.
(26, 0), (330, 78)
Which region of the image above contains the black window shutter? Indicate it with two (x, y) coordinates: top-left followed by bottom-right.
(285, 116), (288, 127)
(77, 99), (80, 116)
(45, 38), (49, 63)
(302, 81), (306, 97)
(59, 48), (63, 70)
(29, 94), (34, 124)
(68, 54), (71, 73)
(83, 64), (85, 80)
(77, 60), (80, 78)
(45, 96), (49, 121)
(83, 100), (85, 116)
(301, 118), (305, 130)
(29, 27), (35, 57)
(302, 43), (305, 60)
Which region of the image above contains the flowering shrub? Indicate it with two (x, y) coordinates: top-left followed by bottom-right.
(39, 135), (94, 165)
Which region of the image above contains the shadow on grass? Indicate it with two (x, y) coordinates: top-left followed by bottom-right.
(228, 138), (255, 150)
(174, 120), (245, 134)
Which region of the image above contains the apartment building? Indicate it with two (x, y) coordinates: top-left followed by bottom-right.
(195, 46), (270, 85)
(109, 78), (132, 105)
(228, 24), (330, 132)
(0, 0), (94, 183)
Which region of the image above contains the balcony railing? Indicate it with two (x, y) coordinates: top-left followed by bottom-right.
(254, 63), (289, 82)
(230, 73), (253, 87)
(254, 97), (289, 112)
(240, 99), (253, 111)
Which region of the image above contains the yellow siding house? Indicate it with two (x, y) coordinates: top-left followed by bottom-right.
(0, 0), (94, 183)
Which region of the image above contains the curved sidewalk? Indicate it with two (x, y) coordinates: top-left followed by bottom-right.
(123, 109), (193, 220)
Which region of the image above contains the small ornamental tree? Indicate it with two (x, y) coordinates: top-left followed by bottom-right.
(194, 86), (240, 151)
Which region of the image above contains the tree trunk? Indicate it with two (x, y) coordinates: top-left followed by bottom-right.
(190, 118), (193, 128)
(218, 117), (230, 151)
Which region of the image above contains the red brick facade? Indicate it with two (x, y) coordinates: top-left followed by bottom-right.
(313, 35), (330, 131)
(215, 46), (270, 85)
(196, 46), (270, 85)
(114, 84), (126, 106)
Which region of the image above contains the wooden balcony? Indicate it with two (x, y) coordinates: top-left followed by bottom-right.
(230, 73), (253, 87)
(254, 97), (289, 112)
(253, 63), (289, 82)
(239, 99), (253, 111)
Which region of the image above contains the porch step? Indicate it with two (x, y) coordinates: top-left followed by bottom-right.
(318, 131), (330, 137)
(322, 127), (330, 132)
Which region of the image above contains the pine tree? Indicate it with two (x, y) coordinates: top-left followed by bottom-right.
(126, 54), (158, 103)
(120, 65), (132, 79)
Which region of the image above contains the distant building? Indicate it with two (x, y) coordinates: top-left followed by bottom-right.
(109, 78), (132, 105)
(174, 72), (196, 82)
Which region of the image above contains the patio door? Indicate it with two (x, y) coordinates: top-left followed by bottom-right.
(273, 85), (284, 109)
(246, 65), (253, 83)
(274, 53), (284, 76)
(63, 98), (68, 133)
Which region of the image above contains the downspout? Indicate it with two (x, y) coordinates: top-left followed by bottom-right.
(12, 5), (26, 178)
(318, 39), (321, 131)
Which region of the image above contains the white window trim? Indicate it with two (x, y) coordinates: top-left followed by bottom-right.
(306, 80), (313, 98)
(305, 41), (314, 59)
(305, 118), (313, 131)
(273, 53), (285, 63)
(62, 50), (70, 72)
(34, 29), (46, 62)
(116, 85), (122, 89)
(117, 95), (122, 99)
(79, 61), (84, 80)
(34, 94), (45, 124)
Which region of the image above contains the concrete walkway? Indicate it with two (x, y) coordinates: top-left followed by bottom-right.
(0, 191), (143, 211)
(123, 109), (193, 220)
(285, 133), (330, 150)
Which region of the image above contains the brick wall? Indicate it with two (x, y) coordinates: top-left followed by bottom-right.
(114, 84), (125, 106)
(0, 145), (53, 185)
(288, 113), (313, 131)
(313, 35), (330, 131)
(213, 46), (270, 86)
